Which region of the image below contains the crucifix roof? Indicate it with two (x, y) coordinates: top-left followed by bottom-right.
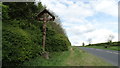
(37, 9), (55, 21)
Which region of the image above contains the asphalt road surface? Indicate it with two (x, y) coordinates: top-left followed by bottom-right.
(79, 47), (119, 66)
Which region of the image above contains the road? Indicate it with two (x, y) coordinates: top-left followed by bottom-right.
(79, 47), (119, 66)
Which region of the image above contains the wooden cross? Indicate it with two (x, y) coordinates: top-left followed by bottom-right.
(37, 9), (55, 51)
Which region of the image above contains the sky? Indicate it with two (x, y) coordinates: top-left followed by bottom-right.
(36, 0), (119, 46)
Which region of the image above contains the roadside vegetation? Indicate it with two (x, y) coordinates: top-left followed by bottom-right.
(2, 2), (71, 66)
(23, 46), (112, 66)
(82, 42), (120, 51)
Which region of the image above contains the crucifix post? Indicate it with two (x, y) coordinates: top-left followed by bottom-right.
(37, 9), (55, 52)
(37, 9), (55, 59)
(42, 13), (47, 51)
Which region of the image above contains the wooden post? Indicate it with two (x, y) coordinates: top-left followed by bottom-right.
(42, 13), (47, 51)
(37, 9), (55, 59)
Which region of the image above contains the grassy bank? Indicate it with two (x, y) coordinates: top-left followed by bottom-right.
(84, 46), (119, 51)
(23, 47), (112, 66)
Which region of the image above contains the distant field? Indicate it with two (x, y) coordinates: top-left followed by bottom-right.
(84, 46), (120, 51)
(23, 46), (112, 66)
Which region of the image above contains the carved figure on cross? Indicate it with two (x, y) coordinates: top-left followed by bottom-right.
(37, 9), (55, 51)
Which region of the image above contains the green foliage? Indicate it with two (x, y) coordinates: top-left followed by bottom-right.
(1, 3), (9, 19)
(3, 2), (39, 19)
(48, 21), (66, 35)
(46, 33), (70, 52)
(2, 20), (43, 66)
(2, 2), (71, 66)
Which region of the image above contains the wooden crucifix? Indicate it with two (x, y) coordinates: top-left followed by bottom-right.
(37, 9), (55, 51)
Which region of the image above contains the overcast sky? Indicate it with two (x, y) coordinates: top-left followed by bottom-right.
(37, 0), (118, 46)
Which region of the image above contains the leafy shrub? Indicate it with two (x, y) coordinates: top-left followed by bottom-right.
(46, 32), (70, 52)
(1, 3), (9, 20)
(2, 20), (43, 66)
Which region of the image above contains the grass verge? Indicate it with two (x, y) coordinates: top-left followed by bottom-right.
(84, 46), (120, 51)
(23, 46), (112, 66)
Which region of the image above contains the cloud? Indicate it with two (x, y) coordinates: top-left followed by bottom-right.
(69, 29), (118, 46)
(38, 0), (118, 46)
(40, 0), (94, 18)
(66, 24), (95, 35)
(91, 0), (118, 17)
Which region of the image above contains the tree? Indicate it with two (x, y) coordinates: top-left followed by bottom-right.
(105, 34), (114, 48)
(107, 34), (114, 43)
(3, 2), (38, 19)
(87, 38), (92, 46)
(82, 42), (85, 46)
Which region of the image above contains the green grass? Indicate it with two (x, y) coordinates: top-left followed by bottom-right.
(23, 46), (112, 66)
(84, 46), (120, 51)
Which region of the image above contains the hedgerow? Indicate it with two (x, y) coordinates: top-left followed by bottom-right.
(2, 2), (71, 66)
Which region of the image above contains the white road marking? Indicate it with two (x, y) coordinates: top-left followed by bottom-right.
(89, 48), (120, 54)
(96, 49), (102, 51)
(113, 52), (119, 54)
(106, 51), (119, 54)
(106, 51), (113, 53)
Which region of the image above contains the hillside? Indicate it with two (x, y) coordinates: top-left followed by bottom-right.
(2, 2), (71, 66)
